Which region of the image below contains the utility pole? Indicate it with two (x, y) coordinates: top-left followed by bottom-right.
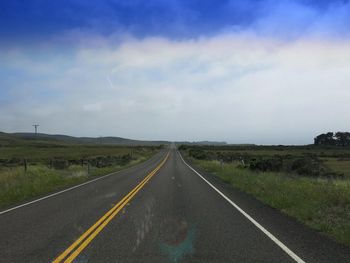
(33, 124), (39, 136)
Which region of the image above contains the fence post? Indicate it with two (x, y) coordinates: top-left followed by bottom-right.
(240, 156), (245, 166)
(24, 158), (27, 172)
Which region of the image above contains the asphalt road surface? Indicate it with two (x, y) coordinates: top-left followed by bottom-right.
(1, 146), (350, 262)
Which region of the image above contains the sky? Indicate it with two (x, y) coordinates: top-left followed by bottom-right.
(0, 0), (349, 144)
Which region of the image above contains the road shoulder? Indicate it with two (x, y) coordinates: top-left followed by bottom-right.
(180, 151), (350, 263)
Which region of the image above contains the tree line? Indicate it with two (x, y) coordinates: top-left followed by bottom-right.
(314, 132), (350, 146)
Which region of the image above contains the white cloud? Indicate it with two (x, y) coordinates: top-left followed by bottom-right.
(1, 33), (350, 144)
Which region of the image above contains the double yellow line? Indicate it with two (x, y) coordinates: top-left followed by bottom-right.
(53, 152), (169, 263)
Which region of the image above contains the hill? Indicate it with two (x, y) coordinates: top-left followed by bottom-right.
(0, 132), (228, 146)
(6, 132), (168, 146)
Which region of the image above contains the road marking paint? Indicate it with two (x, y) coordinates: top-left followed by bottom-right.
(53, 152), (169, 263)
(0, 153), (163, 215)
(178, 151), (305, 263)
(54, 163), (159, 262)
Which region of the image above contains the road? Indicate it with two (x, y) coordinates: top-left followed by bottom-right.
(1, 147), (350, 262)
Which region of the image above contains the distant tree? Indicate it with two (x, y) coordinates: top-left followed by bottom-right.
(314, 132), (335, 146)
(314, 132), (350, 146)
(334, 132), (350, 146)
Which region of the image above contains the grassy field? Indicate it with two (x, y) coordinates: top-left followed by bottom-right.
(323, 158), (350, 178)
(180, 145), (350, 247)
(0, 144), (138, 160)
(0, 139), (162, 209)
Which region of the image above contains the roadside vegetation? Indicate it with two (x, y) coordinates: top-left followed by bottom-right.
(179, 144), (350, 247)
(0, 137), (161, 209)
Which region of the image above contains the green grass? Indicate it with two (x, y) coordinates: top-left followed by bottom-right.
(0, 165), (86, 208)
(0, 144), (140, 160)
(190, 158), (350, 247)
(0, 136), (161, 209)
(323, 158), (350, 178)
(0, 150), (157, 209)
(179, 144), (350, 158)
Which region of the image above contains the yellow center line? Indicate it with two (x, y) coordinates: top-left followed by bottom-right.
(53, 152), (169, 263)
(53, 164), (158, 262)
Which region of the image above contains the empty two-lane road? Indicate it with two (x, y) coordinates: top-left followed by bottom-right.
(1, 148), (350, 262)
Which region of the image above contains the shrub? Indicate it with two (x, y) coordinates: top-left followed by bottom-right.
(188, 149), (208, 160)
(249, 158), (283, 172)
(52, 159), (68, 170)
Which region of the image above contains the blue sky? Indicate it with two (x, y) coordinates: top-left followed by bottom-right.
(1, 0), (349, 41)
(0, 0), (350, 144)
(0, 0), (260, 40)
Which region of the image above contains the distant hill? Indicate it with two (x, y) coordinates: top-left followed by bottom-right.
(0, 131), (227, 146)
(8, 132), (169, 146)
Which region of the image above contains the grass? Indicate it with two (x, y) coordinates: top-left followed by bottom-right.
(323, 158), (350, 178)
(0, 165), (86, 208)
(0, 144), (140, 160)
(0, 142), (159, 209)
(190, 158), (350, 247)
(179, 144), (350, 157)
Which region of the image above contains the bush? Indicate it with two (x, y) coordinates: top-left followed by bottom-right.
(52, 159), (68, 170)
(290, 158), (318, 176)
(249, 158), (283, 172)
(178, 145), (188, 150)
(119, 153), (132, 165)
(188, 149), (208, 160)
(287, 157), (340, 178)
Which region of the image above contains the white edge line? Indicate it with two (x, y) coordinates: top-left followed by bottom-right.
(0, 153), (164, 215)
(178, 151), (305, 263)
